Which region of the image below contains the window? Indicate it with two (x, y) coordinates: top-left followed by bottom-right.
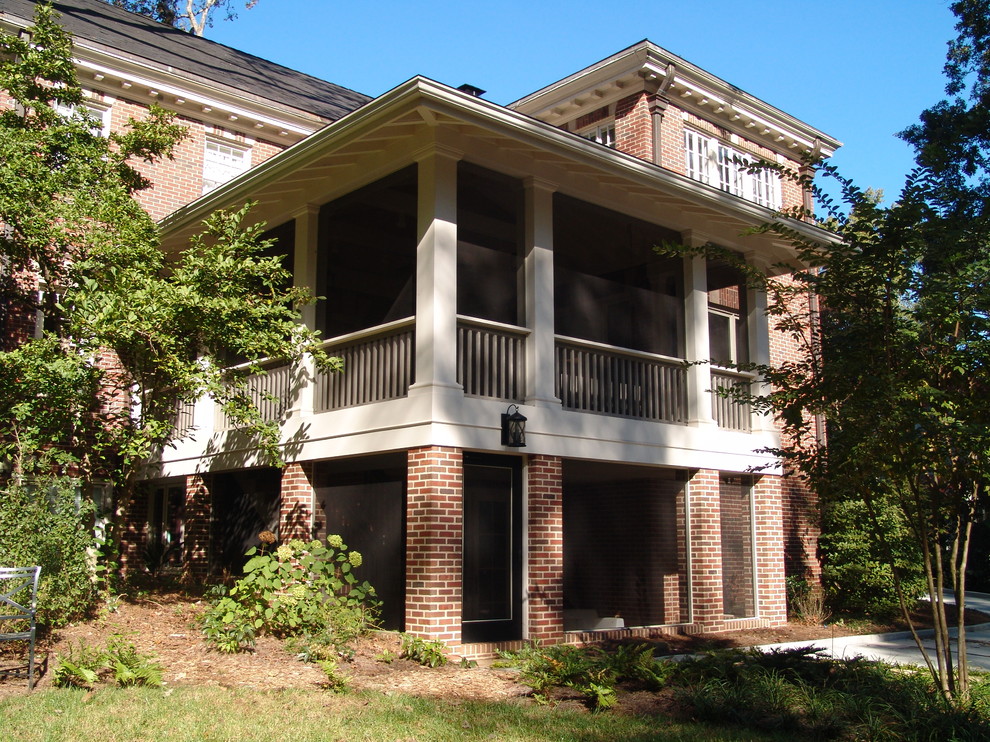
(34, 282), (64, 339)
(203, 139), (251, 194)
(580, 122), (616, 148)
(147, 483), (185, 572)
(684, 130), (781, 209)
(54, 99), (111, 136)
(707, 259), (749, 366)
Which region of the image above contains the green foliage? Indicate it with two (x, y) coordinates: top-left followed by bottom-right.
(0, 476), (99, 627)
(315, 658), (349, 693)
(672, 647), (990, 740)
(200, 536), (378, 654)
(0, 7), (340, 592)
(399, 634), (448, 668)
(52, 634), (163, 689)
(820, 499), (927, 616)
(499, 641), (671, 712)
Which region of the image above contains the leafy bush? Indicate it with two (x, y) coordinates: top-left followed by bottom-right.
(0, 476), (100, 627)
(399, 634), (448, 668)
(52, 634), (163, 689)
(200, 535), (378, 654)
(819, 498), (926, 615)
(672, 647), (990, 740)
(499, 641), (671, 712)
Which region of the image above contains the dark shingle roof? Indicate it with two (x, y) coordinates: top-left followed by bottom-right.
(0, 0), (371, 120)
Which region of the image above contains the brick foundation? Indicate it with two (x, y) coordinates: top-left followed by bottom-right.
(405, 446), (464, 645)
(687, 469), (723, 627)
(280, 462), (315, 541)
(526, 455), (564, 644)
(183, 474), (211, 579)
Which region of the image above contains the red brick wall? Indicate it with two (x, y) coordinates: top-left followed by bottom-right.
(526, 455), (564, 644)
(405, 446), (463, 644)
(280, 462), (314, 541)
(766, 274), (821, 582)
(615, 92), (653, 161)
(1, 270), (38, 351)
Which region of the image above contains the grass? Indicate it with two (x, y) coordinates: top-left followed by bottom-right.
(0, 686), (791, 742)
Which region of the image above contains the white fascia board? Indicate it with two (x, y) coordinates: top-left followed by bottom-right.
(160, 76), (835, 250)
(72, 46), (322, 136)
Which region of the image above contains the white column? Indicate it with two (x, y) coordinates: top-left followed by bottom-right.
(409, 147), (462, 397)
(523, 177), (559, 407)
(288, 205), (319, 419)
(682, 248), (717, 428)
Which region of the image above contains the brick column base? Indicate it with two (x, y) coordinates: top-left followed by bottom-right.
(688, 469), (723, 627)
(527, 455), (564, 644)
(405, 446), (463, 645)
(755, 475), (787, 625)
(183, 474), (211, 578)
(280, 462), (315, 541)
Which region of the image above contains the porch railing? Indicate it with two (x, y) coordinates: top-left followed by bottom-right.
(315, 319), (415, 412)
(457, 317), (528, 402)
(555, 337), (688, 423)
(215, 360), (294, 430)
(173, 399), (196, 437)
(710, 369), (753, 432)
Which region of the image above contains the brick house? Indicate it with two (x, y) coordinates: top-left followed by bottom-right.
(1, 0), (839, 655)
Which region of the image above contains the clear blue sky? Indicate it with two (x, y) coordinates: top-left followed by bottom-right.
(207, 0), (959, 205)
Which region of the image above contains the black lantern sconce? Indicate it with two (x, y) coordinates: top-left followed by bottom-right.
(501, 404), (527, 448)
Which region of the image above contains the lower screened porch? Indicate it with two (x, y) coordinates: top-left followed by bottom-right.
(131, 447), (786, 656)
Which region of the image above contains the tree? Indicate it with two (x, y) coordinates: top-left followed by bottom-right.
(660, 2), (990, 702)
(107, 0), (259, 36)
(0, 6), (334, 584)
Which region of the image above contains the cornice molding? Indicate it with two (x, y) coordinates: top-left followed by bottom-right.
(510, 41), (842, 161)
(0, 12), (328, 146)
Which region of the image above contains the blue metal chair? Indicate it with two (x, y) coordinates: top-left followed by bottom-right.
(0, 566), (41, 690)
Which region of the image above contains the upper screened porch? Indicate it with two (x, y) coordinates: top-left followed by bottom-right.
(157, 78), (829, 476)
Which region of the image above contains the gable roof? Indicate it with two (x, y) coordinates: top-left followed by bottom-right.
(0, 0), (371, 121)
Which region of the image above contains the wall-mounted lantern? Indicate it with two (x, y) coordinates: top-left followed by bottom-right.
(501, 404), (527, 448)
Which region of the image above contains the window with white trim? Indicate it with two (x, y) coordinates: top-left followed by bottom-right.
(580, 122), (616, 148)
(202, 139), (251, 194)
(54, 99), (111, 137)
(684, 130), (781, 209)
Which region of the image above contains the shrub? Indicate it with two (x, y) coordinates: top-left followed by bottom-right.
(499, 641), (671, 712)
(52, 634), (163, 689)
(0, 476), (100, 627)
(200, 535), (378, 654)
(819, 498), (926, 615)
(399, 634), (448, 668)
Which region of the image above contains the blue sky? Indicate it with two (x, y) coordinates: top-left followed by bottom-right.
(207, 0), (959, 205)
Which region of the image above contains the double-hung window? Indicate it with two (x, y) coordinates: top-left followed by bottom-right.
(203, 139), (251, 194)
(684, 130), (781, 209)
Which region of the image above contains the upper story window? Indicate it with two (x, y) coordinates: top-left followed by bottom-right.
(54, 99), (111, 136)
(684, 129), (781, 209)
(580, 122), (616, 148)
(203, 139), (251, 194)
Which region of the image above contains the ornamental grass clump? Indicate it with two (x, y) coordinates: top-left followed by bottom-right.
(201, 535), (378, 654)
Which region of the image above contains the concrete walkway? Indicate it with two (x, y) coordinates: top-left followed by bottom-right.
(754, 591), (990, 671)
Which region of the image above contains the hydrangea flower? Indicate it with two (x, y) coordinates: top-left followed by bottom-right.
(276, 544), (293, 561)
(327, 534), (344, 549)
(348, 551), (363, 568)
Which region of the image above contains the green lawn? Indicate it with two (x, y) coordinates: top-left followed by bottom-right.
(0, 686), (788, 742)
